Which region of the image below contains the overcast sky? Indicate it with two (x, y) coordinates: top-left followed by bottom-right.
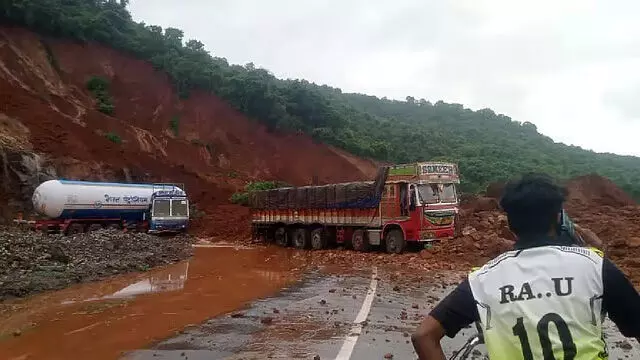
(129, 0), (640, 157)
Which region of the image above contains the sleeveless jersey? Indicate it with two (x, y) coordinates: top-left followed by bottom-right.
(468, 246), (608, 360)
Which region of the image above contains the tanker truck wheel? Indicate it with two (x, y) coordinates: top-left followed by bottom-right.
(310, 228), (327, 250)
(292, 228), (311, 250)
(274, 227), (289, 247)
(385, 229), (405, 254)
(351, 229), (370, 252)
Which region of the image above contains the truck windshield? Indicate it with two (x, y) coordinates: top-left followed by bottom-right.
(440, 183), (457, 203)
(153, 199), (171, 217)
(417, 184), (440, 204)
(171, 199), (189, 217)
(417, 183), (457, 204)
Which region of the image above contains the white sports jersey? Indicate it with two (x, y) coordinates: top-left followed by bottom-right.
(468, 246), (607, 360)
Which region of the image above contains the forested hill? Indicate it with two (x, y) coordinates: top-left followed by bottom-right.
(2, 1), (639, 199)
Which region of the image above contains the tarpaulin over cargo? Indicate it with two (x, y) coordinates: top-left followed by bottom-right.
(249, 166), (389, 210)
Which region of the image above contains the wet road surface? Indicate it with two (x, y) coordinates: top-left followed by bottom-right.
(124, 263), (640, 360)
(0, 245), (309, 360)
(1, 244), (638, 360)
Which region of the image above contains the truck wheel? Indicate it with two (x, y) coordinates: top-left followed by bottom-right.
(385, 229), (405, 254)
(66, 223), (85, 236)
(310, 228), (327, 250)
(87, 224), (103, 232)
(351, 229), (370, 252)
(274, 227), (288, 247)
(292, 228), (310, 249)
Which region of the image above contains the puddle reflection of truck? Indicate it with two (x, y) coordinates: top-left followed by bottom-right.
(23, 180), (190, 235)
(250, 162), (460, 254)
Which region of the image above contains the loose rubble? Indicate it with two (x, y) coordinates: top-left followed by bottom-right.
(0, 228), (194, 300)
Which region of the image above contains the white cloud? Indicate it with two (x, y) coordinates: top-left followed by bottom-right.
(129, 0), (640, 156)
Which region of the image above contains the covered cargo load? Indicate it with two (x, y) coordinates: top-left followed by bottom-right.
(249, 167), (389, 210)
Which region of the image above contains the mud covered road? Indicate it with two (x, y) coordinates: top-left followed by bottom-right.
(1, 245), (638, 360)
(125, 269), (639, 360)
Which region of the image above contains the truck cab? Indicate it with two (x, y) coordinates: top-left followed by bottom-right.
(381, 163), (460, 244)
(148, 184), (189, 234)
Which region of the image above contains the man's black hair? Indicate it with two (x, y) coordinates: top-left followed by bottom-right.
(499, 173), (568, 236)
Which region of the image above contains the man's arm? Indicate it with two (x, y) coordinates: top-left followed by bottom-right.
(574, 224), (605, 251)
(412, 279), (479, 359)
(602, 258), (640, 340)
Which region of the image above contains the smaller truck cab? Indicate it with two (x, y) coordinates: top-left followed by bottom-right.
(148, 184), (189, 234)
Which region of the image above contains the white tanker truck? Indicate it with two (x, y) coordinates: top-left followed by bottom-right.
(25, 180), (190, 235)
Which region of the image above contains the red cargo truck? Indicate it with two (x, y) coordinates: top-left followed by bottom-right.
(250, 162), (460, 253)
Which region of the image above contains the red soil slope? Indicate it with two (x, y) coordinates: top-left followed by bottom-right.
(0, 27), (377, 238)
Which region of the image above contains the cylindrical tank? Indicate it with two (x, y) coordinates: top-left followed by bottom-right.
(32, 180), (185, 220)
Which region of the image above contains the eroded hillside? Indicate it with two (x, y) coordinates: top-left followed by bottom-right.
(0, 27), (377, 237)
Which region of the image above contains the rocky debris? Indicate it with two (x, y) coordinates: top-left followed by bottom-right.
(616, 340), (633, 351)
(260, 317), (274, 325)
(425, 210), (515, 268)
(0, 228), (194, 300)
(383, 353), (394, 359)
(0, 147), (57, 223)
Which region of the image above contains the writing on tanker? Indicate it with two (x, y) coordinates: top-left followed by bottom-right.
(103, 194), (149, 204)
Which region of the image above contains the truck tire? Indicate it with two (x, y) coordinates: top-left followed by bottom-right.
(351, 229), (370, 252)
(292, 228), (310, 249)
(385, 229), (405, 254)
(275, 227), (288, 247)
(310, 228), (327, 250)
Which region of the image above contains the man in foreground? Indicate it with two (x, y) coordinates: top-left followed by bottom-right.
(412, 173), (640, 359)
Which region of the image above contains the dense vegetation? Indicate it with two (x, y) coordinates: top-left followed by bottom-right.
(2, 0), (640, 199)
(86, 76), (114, 115)
(230, 181), (287, 206)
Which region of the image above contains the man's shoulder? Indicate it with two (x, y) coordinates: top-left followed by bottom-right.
(468, 249), (521, 279)
(469, 246), (604, 280)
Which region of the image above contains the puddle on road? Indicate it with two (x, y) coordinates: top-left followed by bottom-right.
(0, 246), (308, 360)
(60, 262), (190, 305)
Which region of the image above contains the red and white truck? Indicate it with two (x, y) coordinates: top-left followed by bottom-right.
(249, 162), (460, 253)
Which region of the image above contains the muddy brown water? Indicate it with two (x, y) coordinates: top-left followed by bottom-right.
(0, 246), (308, 360)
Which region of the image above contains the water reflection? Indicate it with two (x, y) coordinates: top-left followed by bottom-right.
(61, 261), (190, 304)
(108, 262), (189, 299)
